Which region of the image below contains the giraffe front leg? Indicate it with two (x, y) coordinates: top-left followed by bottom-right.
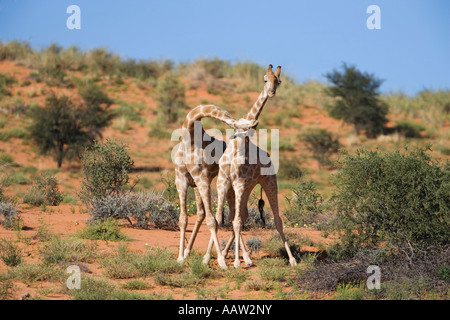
(184, 188), (205, 259)
(176, 182), (188, 264)
(196, 181), (227, 270)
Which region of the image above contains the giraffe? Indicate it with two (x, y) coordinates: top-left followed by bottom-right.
(178, 65), (282, 267)
(243, 64), (282, 122)
(213, 124), (298, 268)
(202, 65), (296, 268)
(173, 104), (257, 269)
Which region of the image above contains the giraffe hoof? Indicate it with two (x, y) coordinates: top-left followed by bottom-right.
(217, 256), (227, 270)
(289, 258), (297, 267)
(243, 252), (253, 266)
(233, 260), (241, 269)
(183, 249), (191, 259)
(202, 254), (211, 265)
(177, 257), (185, 264)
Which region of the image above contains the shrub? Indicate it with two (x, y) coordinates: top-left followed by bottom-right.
(8, 263), (63, 284)
(284, 178), (323, 227)
(0, 127), (28, 141)
(155, 72), (187, 123)
(79, 140), (134, 209)
(0, 280), (14, 300)
(101, 245), (183, 280)
(0, 152), (14, 166)
(121, 279), (150, 290)
(278, 157), (303, 180)
(246, 237), (262, 254)
(394, 120), (425, 138)
(257, 258), (290, 281)
(0, 239), (23, 267)
(77, 218), (129, 242)
(329, 147), (450, 258)
(40, 236), (97, 265)
(88, 192), (179, 231)
(219, 204), (273, 230)
(0, 201), (19, 229)
(302, 128), (340, 166)
(23, 173), (63, 206)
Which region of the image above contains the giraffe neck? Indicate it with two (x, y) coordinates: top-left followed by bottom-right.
(243, 88), (269, 121)
(183, 105), (236, 132)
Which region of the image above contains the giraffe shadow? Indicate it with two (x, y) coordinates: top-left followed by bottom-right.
(277, 244), (328, 262)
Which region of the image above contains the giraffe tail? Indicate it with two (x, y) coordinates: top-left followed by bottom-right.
(258, 188), (266, 227)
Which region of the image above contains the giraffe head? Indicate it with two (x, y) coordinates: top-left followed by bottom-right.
(264, 64), (282, 97)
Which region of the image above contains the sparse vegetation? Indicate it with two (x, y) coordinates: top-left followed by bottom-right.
(77, 218), (129, 242)
(0, 239), (22, 267)
(302, 128), (340, 166)
(0, 201), (19, 229)
(155, 72), (187, 123)
(284, 178), (323, 227)
(23, 173), (63, 206)
(0, 41), (448, 300)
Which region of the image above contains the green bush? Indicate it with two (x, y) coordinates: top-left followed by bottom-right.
(0, 127), (28, 141)
(0, 239), (22, 267)
(79, 140), (134, 209)
(155, 72), (187, 123)
(302, 128), (340, 165)
(77, 218), (129, 242)
(329, 147), (450, 258)
(394, 120), (425, 138)
(40, 236), (97, 265)
(23, 173), (63, 206)
(284, 178), (323, 227)
(0, 152), (14, 165)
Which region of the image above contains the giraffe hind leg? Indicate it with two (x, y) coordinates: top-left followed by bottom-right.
(262, 177), (297, 266)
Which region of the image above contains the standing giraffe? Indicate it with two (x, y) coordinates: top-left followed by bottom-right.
(180, 65), (282, 267)
(202, 65), (295, 268)
(212, 124), (298, 268)
(243, 64), (282, 122)
(173, 104), (256, 269)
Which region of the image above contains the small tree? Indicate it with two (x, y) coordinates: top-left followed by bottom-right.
(155, 72), (187, 123)
(326, 63), (388, 138)
(28, 83), (113, 168)
(79, 139), (134, 210)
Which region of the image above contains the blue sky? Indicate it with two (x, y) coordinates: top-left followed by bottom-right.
(0, 0), (449, 95)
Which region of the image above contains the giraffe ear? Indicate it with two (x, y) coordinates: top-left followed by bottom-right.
(274, 66), (281, 78)
(267, 64), (273, 75)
